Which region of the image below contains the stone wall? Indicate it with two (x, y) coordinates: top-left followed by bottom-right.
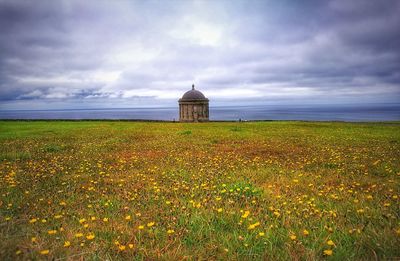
(179, 101), (209, 122)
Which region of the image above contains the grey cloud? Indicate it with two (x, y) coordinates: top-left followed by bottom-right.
(0, 0), (399, 110)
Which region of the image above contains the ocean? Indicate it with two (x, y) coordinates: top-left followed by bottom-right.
(0, 104), (399, 122)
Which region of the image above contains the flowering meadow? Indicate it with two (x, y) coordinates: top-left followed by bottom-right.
(0, 121), (399, 260)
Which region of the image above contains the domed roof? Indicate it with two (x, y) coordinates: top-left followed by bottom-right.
(180, 84), (208, 100)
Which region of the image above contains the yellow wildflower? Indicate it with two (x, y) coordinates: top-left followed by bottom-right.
(241, 210), (250, 219)
(40, 249), (49, 255)
(323, 249), (333, 256)
(167, 229), (175, 234)
(47, 230), (57, 235)
(248, 222), (260, 230)
(63, 241), (71, 247)
(147, 222), (155, 227)
(86, 234), (95, 240)
(75, 233), (84, 238)
(303, 229), (309, 236)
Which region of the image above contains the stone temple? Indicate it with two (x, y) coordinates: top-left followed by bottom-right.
(179, 84), (209, 122)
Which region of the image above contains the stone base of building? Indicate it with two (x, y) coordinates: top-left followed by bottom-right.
(180, 118), (209, 122)
(178, 100), (209, 122)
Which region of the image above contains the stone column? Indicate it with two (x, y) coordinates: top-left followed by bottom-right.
(188, 105), (193, 121)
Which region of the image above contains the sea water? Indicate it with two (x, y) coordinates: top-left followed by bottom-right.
(0, 104), (399, 122)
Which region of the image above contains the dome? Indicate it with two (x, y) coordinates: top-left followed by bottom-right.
(180, 84), (208, 100)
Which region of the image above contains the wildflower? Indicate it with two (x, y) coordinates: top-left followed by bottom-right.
(40, 249), (49, 255)
(29, 218), (37, 223)
(217, 208), (223, 213)
(323, 249), (333, 256)
(118, 245), (126, 251)
(86, 234), (95, 240)
(64, 241), (71, 247)
(248, 222), (260, 230)
(138, 225), (144, 230)
(31, 237), (37, 243)
(75, 233), (84, 238)
(241, 210), (250, 219)
(258, 232), (265, 236)
(327, 240), (335, 246)
(289, 234), (297, 240)
(303, 229), (309, 236)
(147, 222), (155, 227)
(79, 218), (86, 224)
(128, 243), (134, 249)
(167, 229), (175, 234)
(125, 215), (131, 220)
(103, 217), (109, 222)
(47, 230), (57, 235)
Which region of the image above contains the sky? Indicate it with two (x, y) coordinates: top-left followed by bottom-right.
(0, 0), (399, 110)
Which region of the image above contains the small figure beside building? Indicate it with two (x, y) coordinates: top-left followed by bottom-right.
(179, 84), (209, 122)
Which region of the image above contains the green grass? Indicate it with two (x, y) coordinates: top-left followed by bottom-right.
(0, 121), (399, 260)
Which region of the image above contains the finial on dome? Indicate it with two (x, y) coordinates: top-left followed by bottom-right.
(192, 84), (195, 90)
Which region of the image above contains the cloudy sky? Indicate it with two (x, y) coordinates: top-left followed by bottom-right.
(0, 0), (399, 110)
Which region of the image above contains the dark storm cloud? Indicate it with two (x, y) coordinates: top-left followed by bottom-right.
(0, 0), (399, 109)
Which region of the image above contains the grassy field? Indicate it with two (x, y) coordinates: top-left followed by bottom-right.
(0, 121), (399, 260)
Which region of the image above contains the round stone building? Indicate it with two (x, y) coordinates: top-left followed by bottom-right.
(179, 84), (209, 122)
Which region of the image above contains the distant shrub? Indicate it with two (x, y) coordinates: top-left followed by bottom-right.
(230, 127), (242, 132)
(43, 144), (63, 153)
(180, 130), (192, 135)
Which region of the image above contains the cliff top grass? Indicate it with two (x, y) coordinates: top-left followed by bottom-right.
(0, 121), (399, 260)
